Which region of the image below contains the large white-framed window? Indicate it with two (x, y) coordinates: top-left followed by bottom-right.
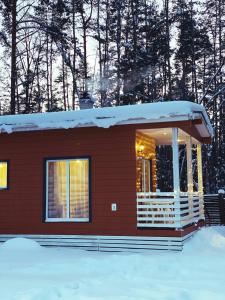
(45, 158), (90, 222)
(0, 161), (8, 190)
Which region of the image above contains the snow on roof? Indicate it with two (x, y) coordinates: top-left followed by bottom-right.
(0, 101), (213, 136)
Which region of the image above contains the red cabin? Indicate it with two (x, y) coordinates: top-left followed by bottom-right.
(0, 101), (213, 251)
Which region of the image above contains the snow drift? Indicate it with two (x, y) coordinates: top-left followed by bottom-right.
(0, 237), (41, 251)
(0, 227), (224, 300)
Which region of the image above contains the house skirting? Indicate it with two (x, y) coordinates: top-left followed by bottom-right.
(0, 232), (195, 252)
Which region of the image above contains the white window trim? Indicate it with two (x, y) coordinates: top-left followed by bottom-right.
(46, 218), (89, 222)
(45, 158), (90, 222)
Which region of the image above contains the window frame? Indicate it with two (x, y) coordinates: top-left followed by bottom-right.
(44, 156), (91, 223)
(0, 160), (9, 190)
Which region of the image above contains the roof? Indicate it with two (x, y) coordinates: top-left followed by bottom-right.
(0, 101), (213, 138)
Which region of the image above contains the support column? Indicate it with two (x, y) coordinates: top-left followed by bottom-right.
(186, 135), (193, 220)
(186, 136), (194, 193)
(172, 128), (181, 227)
(197, 144), (204, 219)
(197, 144), (203, 195)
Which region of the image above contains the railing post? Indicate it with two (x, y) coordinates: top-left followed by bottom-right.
(172, 128), (181, 227)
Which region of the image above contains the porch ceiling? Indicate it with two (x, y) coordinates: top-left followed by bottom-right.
(137, 128), (200, 145)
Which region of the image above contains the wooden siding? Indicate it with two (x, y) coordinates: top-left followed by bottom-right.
(0, 122), (203, 238)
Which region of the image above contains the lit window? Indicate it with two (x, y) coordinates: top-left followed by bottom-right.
(45, 158), (90, 222)
(0, 161), (8, 190)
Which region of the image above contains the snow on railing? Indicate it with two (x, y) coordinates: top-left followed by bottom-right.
(136, 191), (204, 228)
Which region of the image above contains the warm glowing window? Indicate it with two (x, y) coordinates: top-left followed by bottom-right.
(0, 161), (8, 190)
(46, 158), (90, 222)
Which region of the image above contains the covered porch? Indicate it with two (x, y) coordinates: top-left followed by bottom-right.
(136, 127), (204, 229)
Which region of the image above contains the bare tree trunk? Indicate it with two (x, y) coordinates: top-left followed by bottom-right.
(65, 68), (69, 109)
(97, 0), (103, 105)
(164, 0), (172, 97)
(116, 0), (122, 105)
(72, 0), (77, 110)
(50, 37), (53, 108)
(46, 33), (50, 111)
(10, 0), (17, 114)
(83, 26), (88, 92)
(62, 57), (67, 111)
(25, 33), (30, 112)
(37, 59), (41, 112)
(101, 0), (109, 102)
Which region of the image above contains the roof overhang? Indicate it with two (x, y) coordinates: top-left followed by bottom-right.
(0, 101), (213, 142)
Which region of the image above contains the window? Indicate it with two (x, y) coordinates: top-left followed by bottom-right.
(0, 161), (8, 190)
(45, 158), (90, 222)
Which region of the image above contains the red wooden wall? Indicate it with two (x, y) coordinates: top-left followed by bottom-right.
(0, 123), (202, 237)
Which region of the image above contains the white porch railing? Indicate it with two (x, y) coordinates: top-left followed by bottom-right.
(137, 191), (204, 228)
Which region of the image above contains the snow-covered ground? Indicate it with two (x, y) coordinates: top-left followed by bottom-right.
(0, 227), (225, 300)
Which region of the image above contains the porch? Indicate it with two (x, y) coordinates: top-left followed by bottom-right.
(136, 127), (204, 229)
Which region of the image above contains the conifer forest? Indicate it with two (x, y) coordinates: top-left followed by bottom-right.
(0, 0), (224, 193)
